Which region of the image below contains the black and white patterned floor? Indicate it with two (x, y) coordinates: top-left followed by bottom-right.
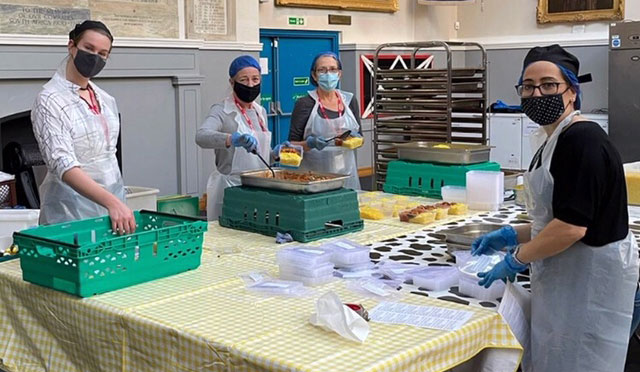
(369, 204), (640, 310)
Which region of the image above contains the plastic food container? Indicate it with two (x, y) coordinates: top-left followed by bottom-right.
(624, 162), (640, 205)
(339, 136), (364, 149)
(334, 261), (375, 272)
(279, 144), (304, 167)
(440, 185), (467, 203)
(276, 246), (333, 267)
(466, 171), (504, 211)
(377, 261), (418, 281)
(279, 261), (334, 278)
(125, 186), (160, 211)
(458, 253), (506, 301)
(247, 279), (306, 295)
(0, 209), (39, 254)
(410, 266), (459, 291)
(279, 271), (334, 286)
(320, 239), (370, 266)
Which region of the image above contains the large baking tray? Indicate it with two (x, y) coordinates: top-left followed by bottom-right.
(240, 168), (349, 193)
(444, 223), (505, 246)
(396, 142), (491, 164)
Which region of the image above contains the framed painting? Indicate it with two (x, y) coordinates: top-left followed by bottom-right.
(537, 0), (624, 23)
(275, 0), (399, 13)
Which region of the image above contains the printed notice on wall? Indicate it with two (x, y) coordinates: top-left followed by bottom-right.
(0, 3), (89, 35)
(186, 0), (229, 40)
(0, 0), (178, 38)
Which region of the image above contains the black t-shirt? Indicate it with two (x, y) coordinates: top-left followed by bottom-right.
(530, 121), (628, 246)
(288, 94), (362, 141)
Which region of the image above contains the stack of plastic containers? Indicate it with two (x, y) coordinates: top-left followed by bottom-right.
(321, 239), (373, 277)
(466, 171), (504, 211)
(409, 266), (459, 291)
(458, 253), (506, 300)
(277, 246), (334, 286)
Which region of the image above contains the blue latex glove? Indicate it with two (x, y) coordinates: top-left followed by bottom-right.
(275, 232), (293, 244)
(477, 252), (528, 288)
(306, 135), (329, 150)
(231, 132), (257, 152)
(272, 141), (292, 159)
(471, 225), (518, 256)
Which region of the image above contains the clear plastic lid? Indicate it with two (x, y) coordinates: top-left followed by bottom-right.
(377, 261), (420, 280)
(276, 246), (333, 267)
(459, 253), (504, 277)
(320, 239), (371, 265)
(279, 261), (334, 278)
(410, 266), (458, 280)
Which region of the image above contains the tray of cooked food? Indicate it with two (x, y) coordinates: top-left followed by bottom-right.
(240, 168), (349, 193)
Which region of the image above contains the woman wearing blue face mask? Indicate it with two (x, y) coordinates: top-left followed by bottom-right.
(288, 52), (362, 189)
(32, 20), (136, 234)
(470, 45), (639, 372)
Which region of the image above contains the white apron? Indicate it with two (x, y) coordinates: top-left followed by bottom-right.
(206, 97), (271, 221)
(523, 111), (639, 372)
(300, 89), (361, 190)
(38, 69), (124, 225)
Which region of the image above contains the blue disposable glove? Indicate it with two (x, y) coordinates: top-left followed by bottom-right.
(272, 141), (292, 159)
(477, 252), (528, 288)
(231, 132), (257, 152)
(306, 135), (329, 150)
(471, 225), (518, 256)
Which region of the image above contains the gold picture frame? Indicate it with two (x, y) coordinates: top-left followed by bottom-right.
(537, 0), (624, 23)
(275, 0), (398, 13)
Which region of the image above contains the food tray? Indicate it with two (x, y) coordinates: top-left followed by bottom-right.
(396, 142), (491, 164)
(444, 223), (504, 246)
(240, 168), (349, 194)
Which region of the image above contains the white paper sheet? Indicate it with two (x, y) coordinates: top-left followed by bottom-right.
(498, 282), (531, 371)
(369, 302), (474, 331)
(259, 57), (269, 75)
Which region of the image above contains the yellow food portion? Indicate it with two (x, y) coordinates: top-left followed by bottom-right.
(626, 172), (640, 205)
(409, 211), (436, 224)
(449, 203), (468, 215)
(342, 136), (364, 149)
(360, 206), (384, 220)
(435, 208), (448, 220)
(279, 152), (302, 167)
(433, 144), (451, 149)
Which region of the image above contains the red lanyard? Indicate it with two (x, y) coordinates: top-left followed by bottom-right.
(80, 86), (111, 146)
(234, 98), (267, 132)
(318, 91), (344, 120)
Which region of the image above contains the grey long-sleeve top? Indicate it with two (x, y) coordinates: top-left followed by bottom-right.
(196, 97), (267, 175)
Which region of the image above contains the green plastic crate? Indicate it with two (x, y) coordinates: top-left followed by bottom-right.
(219, 187), (363, 242)
(383, 160), (501, 198)
(15, 211), (207, 297)
(157, 195), (200, 217)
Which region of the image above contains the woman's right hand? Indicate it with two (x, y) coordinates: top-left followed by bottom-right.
(471, 225), (518, 256)
(107, 198), (136, 235)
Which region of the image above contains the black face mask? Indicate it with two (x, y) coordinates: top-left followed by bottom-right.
(521, 94), (566, 126)
(233, 82), (261, 103)
(73, 48), (106, 78)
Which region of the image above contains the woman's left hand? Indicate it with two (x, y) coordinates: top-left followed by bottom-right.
(477, 252), (527, 288)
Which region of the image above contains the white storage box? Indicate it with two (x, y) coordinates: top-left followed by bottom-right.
(466, 171), (504, 211)
(125, 186), (160, 211)
(276, 246), (333, 267)
(0, 209), (39, 252)
(458, 253), (506, 301)
(320, 239), (371, 266)
(410, 266), (459, 291)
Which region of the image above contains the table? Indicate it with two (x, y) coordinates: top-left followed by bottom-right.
(0, 198), (524, 372)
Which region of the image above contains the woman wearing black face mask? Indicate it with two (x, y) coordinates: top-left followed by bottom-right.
(196, 55), (273, 220)
(471, 45), (639, 372)
(31, 20), (136, 234)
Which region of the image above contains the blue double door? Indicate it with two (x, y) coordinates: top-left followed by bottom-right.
(260, 29), (340, 146)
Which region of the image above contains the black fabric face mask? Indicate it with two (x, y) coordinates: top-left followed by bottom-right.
(73, 48), (106, 78)
(521, 94), (566, 126)
(234, 82), (261, 103)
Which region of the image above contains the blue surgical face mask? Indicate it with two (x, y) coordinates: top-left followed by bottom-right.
(317, 72), (340, 91)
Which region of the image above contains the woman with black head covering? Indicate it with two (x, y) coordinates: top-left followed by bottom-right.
(470, 44), (639, 372)
(32, 20), (136, 234)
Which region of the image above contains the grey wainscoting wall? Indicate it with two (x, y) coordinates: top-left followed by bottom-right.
(0, 44), (256, 197)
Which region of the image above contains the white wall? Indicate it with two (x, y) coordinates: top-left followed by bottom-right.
(455, 0), (640, 45)
(259, 0), (454, 44)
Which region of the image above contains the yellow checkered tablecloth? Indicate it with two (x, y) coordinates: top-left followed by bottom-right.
(0, 207), (522, 372)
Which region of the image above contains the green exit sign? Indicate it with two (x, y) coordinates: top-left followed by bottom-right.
(288, 16), (305, 26)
